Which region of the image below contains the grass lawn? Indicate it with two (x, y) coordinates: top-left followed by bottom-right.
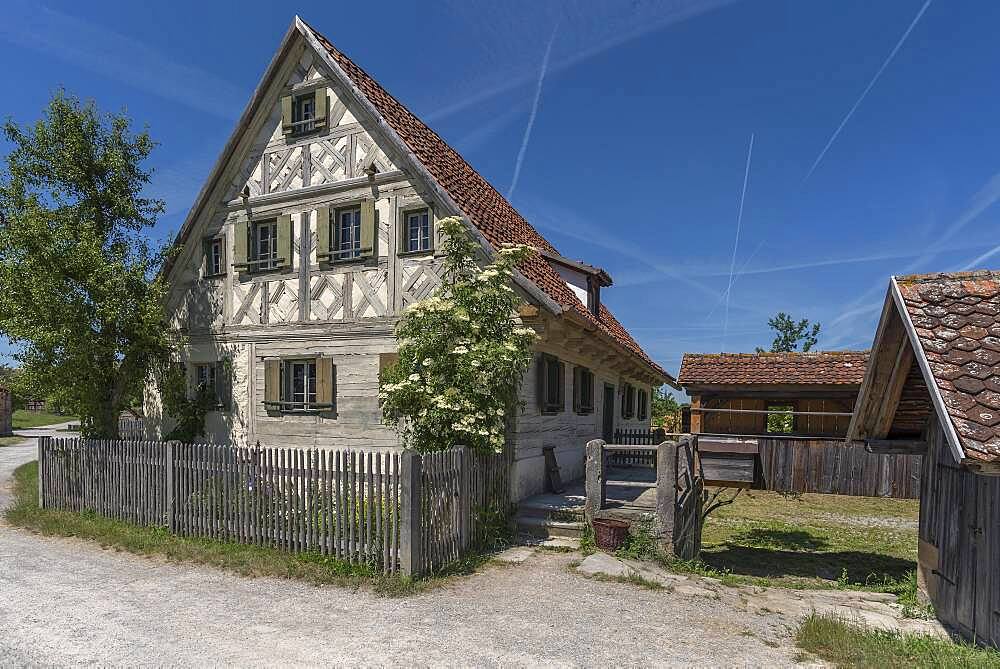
(796, 613), (1000, 668)
(4, 461), (497, 596)
(0, 435), (28, 447)
(12, 410), (76, 430)
(677, 489), (920, 595)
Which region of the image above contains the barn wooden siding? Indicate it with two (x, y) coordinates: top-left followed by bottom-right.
(918, 413), (1000, 647)
(757, 438), (922, 499)
(37, 437), (510, 578)
(608, 430), (921, 499)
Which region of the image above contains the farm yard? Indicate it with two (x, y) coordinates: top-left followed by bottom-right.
(698, 489), (920, 594)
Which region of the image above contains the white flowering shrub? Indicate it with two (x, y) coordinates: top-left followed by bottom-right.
(379, 217), (537, 453)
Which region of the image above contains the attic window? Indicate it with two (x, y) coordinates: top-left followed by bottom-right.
(293, 94), (315, 133)
(281, 88), (328, 136)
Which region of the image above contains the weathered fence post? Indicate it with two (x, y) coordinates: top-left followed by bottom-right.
(399, 450), (423, 577)
(584, 439), (606, 521)
(656, 440), (678, 554)
(457, 445), (470, 552)
(37, 436), (49, 509)
(166, 440), (179, 532)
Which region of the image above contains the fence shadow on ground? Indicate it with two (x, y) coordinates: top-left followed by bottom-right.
(699, 544), (916, 586)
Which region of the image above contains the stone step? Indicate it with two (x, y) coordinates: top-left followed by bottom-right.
(516, 500), (586, 523)
(515, 514), (584, 539)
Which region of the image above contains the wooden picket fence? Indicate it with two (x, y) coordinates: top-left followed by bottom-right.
(609, 428), (666, 468)
(37, 438), (510, 577)
(419, 448), (510, 573)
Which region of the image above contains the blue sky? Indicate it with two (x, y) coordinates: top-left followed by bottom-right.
(2, 0), (1000, 386)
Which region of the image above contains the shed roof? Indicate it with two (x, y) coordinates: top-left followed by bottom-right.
(893, 271), (1000, 462)
(678, 351), (869, 387)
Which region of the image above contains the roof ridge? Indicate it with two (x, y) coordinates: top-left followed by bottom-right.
(897, 269), (1000, 284)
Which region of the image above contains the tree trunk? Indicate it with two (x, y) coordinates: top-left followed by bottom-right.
(85, 401), (120, 439)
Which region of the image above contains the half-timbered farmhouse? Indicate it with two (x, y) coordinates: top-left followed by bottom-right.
(146, 17), (671, 500)
(849, 270), (1000, 647)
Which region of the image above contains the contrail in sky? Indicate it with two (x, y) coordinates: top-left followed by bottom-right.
(804, 0), (932, 181)
(723, 133), (755, 349)
(508, 23), (559, 198)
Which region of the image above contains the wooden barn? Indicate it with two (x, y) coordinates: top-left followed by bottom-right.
(849, 270), (1000, 647)
(0, 386), (11, 436)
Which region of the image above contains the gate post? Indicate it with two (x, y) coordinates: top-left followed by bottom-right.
(656, 440), (678, 554)
(38, 436), (49, 509)
(399, 450), (423, 577)
(584, 439), (606, 521)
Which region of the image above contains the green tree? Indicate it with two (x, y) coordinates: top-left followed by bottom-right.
(0, 92), (171, 438)
(651, 386), (680, 428)
(757, 312), (821, 353)
(379, 217), (537, 453)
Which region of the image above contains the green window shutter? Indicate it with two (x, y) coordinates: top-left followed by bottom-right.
(314, 89), (328, 128)
(572, 366), (581, 413)
(557, 361), (566, 412)
(536, 356), (546, 413)
(360, 199), (376, 257)
(277, 214), (292, 268)
(216, 361), (231, 411)
(315, 206), (330, 261)
(281, 95), (293, 134)
(264, 359), (280, 410)
(316, 357), (335, 412)
(233, 220), (248, 269)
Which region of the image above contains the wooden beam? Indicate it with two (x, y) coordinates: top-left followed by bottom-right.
(872, 339), (914, 438)
(865, 439), (927, 455)
(961, 459), (1000, 476)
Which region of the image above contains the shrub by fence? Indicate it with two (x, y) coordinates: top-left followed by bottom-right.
(36, 437), (509, 577)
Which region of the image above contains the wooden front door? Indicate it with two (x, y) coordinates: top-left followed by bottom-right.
(602, 384), (615, 441)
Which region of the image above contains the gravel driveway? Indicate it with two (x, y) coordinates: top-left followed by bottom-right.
(0, 434), (802, 667)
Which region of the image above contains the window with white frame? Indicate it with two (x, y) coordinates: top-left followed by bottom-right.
(284, 359), (317, 411)
(404, 208), (432, 253)
(292, 93), (316, 133)
(204, 237), (225, 276)
(251, 219), (278, 270)
(335, 206), (362, 260)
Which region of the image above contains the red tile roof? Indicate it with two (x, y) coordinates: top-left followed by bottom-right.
(895, 271), (1000, 461)
(678, 351), (869, 387)
(305, 23), (666, 380)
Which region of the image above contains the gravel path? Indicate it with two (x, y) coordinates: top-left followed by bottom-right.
(0, 434), (803, 667)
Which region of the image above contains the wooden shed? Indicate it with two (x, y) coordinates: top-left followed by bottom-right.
(849, 270), (1000, 647)
(678, 351), (869, 438)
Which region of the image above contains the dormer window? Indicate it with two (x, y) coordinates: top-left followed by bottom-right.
(587, 276), (601, 317)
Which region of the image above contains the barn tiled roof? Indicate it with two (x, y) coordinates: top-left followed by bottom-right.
(895, 271), (1000, 461)
(304, 22), (667, 380)
(678, 351), (869, 387)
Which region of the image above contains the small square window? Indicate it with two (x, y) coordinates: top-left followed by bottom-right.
(204, 237), (225, 276)
(193, 363), (225, 407)
(292, 93), (316, 134)
(332, 207), (362, 261)
(251, 219), (279, 270)
(766, 403), (795, 434)
(403, 208), (432, 253)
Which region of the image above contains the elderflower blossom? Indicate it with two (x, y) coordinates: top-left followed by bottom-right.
(408, 373), (421, 382)
(452, 345), (469, 355)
